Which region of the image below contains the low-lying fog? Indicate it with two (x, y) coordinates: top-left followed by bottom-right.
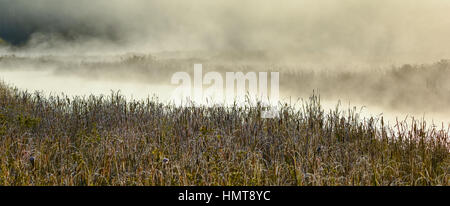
(0, 53), (449, 126)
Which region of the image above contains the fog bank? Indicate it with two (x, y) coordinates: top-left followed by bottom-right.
(1, 0), (450, 65)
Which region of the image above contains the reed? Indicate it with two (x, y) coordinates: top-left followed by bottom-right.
(0, 82), (448, 186)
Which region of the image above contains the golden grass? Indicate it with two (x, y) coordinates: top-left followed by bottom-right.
(0, 83), (448, 186)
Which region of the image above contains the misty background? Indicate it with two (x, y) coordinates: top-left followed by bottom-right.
(0, 0), (449, 64)
(0, 0), (450, 124)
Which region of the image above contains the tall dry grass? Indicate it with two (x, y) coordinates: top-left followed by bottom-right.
(0, 82), (448, 185)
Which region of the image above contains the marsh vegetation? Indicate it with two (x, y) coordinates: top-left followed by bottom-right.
(0, 79), (448, 185)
